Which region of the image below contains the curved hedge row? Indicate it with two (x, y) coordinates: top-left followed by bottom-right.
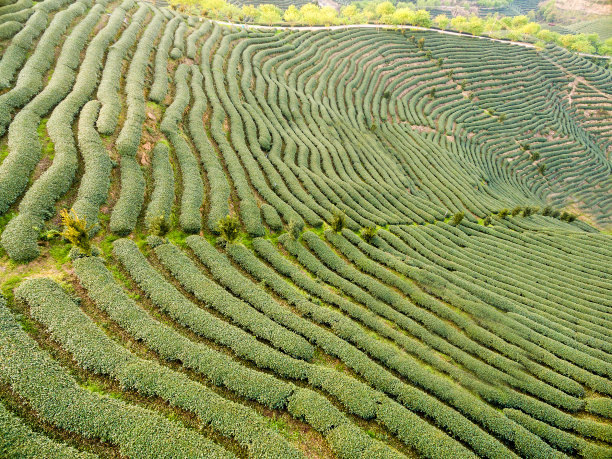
(189, 65), (231, 232)
(0, 0), (99, 218)
(2, 2), (119, 261)
(145, 141), (175, 229)
(116, 238), (468, 458)
(72, 100), (112, 233)
(160, 63), (203, 233)
(0, 296), (235, 459)
(154, 241), (314, 360)
(0, 0), (90, 136)
(17, 276), (302, 459)
(149, 16), (180, 103)
(96, 2), (148, 135)
(0, 399), (95, 458)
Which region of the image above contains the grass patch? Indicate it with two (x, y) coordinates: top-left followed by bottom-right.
(37, 118), (54, 160)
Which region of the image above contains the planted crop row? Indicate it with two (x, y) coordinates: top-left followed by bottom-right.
(0, 296), (235, 458)
(110, 10), (164, 235)
(160, 64), (204, 233)
(2, 2), (120, 261)
(18, 276), (302, 458)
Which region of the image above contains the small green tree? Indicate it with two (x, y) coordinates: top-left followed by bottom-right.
(217, 215), (240, 244)
(150, 215), (170, 236)
(417, 37), (425, 50)
(361, 225), (377, 243)
(60, 209), (93, 256)
(287, 219), (302, 240)
(498, 208), (509, 219)
(538, 163), (546, 175)
(330, 211), (346, 232)
(498, 113), (506, 123)
(429, 87), (436, 99)
(522, 207), (533, 217)
(531, 151), (540, 161)
(542, 206), (552, 216)
(511, 206), (522, 217)
(483, 216), (492, 226)
(451, 211), (464, 226)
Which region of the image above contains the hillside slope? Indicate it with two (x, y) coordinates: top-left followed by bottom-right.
(0, 0), (611, 457)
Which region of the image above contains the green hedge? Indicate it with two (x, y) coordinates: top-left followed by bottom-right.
(2, 3), (120, 261)
(154, 241), (314, 360)
(72, 100), (112, 234)
(145, 142), (175, 230)
(0, 297), (235, 458)
(96, 3), (148, 134)
(0, 399), (95, 458)
(113, 238), (402, 458)
(160, 64), (203, 233)
(16, 277), (302, 459)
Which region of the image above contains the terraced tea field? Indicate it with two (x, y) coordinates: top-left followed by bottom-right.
(0, 0), (611, 457)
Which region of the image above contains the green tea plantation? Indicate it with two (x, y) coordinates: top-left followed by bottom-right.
(0, 0), (610, 457)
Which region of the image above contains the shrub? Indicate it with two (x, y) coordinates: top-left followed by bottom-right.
(149, 215), (170, 237)
(538, 164), (546, 175)
(560, 212), (576, 222)
(217, 215), (240, 244)
(511, 206), (522, 216)
(287, 219), (302, 240)
(361, 226), (377, 243)
(451, 211), (464, 226)
(483, 216), (492, 226)
(521, 207), (533, 217)
(542, 206), (553, 216)
(498, 208), (509, 218)
(60, 208), (93, 256)
(330, 211), (346, 232)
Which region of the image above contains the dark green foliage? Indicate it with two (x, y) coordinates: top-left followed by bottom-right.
(149, 215), (170, 237)
(483, 216), (492, 226)
(511, 206), (522, 216)
(451, 211), (464, 226)
(498, 208), (509, 218)
(330, 211), (346, 233)
(560, 212), (577, 222)
(217, 215), (241, 244)
(287, 219), (302, 240)
(361, 225), (377, 243)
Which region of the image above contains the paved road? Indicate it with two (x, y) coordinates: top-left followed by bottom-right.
(211, 19), (611, 59)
